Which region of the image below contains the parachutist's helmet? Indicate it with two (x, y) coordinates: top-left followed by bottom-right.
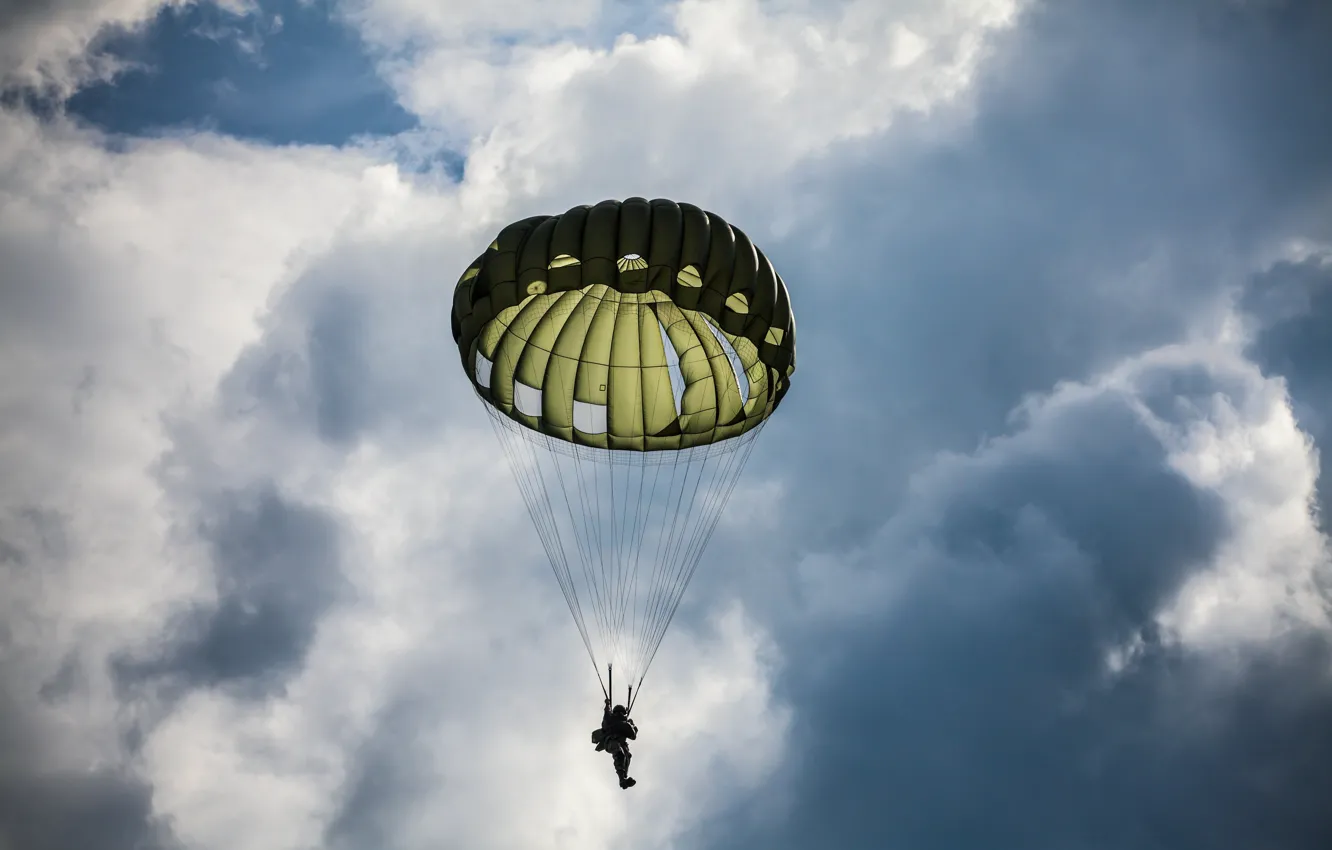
(613, 705), (627, 716)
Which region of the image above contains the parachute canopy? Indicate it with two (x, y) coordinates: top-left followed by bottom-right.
(450, 198), (797, 702)
(451, 197), (796, 450)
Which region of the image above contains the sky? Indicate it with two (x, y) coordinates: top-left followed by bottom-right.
(1, 0), (1331, 848)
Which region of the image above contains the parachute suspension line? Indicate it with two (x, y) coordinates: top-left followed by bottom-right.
(619, 457), (641, 654)
(490, 416), (571, 624)
(619, 454), (646, 661)
(590, 443), (609, 660)
(631, 443), (708, 685)
(626, 451), (665, 690)
(481, 311), (607, 683)
(643, 447), (688, 628)
(669, 431), (759, 642)
(485, 405), (599, 673)
(495, 411), (763, 698)
(540, 439), (601, 633)
(616, 452), (642, 679)
(634, 424), (762, 693)
(607, 448), (624, 669)
(542, 431), (613, 669)
(491, 300), (610, 686)
(636, 461), (709, 684)
(594, 441), (620, 667)
(565, 426), (632, 683)
(556, 428), (618, 672)
(627, 434), (743, 694)
(633, 453), (702, 688)
(596, 444), (624, 674)
(645, 426), (762, 690)
(481, 353), (766, 703)
(631, 346), (671, 658)
(549, 454), (612, 700)
(520, 423), (607, 665)
(639, 428), (745, 671)
(487, 405), (605, 675)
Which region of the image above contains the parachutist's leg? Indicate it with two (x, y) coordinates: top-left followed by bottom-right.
(612, 746), (636, 788)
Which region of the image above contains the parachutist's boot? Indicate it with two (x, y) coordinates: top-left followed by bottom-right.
(619, 776), (636, 789)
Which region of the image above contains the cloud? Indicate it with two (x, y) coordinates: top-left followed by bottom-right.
(696, 341), (1331, 850)
(344, 0), (1022, 209)
(742, 0), (1332, 551)
(0, 751), (180, 850)
(0, 101), (415, 848)
(0, 509), (173, 850)
(2, 0), (1331, 848)
(0, 0), (154, 95)
(112, 483), (350, 698)
(0, 0), (256, 96)
(676, 1), (1332, 845)
(2, 90), (800, 850)
(1242, 248), (1332, 525)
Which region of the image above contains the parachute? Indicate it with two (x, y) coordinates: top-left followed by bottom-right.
(451, 197), (796, 707)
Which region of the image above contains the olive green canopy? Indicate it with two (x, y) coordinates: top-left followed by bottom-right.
(451, 197), (797, 451)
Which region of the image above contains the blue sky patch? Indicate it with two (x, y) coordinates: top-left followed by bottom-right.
(67, 0), (418, 148)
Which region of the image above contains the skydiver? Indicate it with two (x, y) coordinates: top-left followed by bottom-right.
(591, 698), (637, 788)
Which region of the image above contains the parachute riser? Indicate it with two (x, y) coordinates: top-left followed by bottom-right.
(605, 664), (637, 715)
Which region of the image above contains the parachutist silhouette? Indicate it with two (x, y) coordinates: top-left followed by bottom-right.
(592, 698), (638, 788)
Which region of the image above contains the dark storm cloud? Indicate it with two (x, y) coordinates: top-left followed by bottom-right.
(695, 358), (1331, 850)
(0, 505), (70, 562)
(218, 249), (460, 449)
(0, 535), (24, 564)
(304, 284), (379, 444)
(1243, 253), (1332, 525)
(689, 1), (1332, 848)
(37, 651), (80, 703)
(0, 750), (181, 850)
(114, 483), (347, 698)
(0, 763), (181, 850)
(221, 283), (382, 446)
(753, 0), (1332, 548)
(323, 696), (436, 850)
(1, 536), (181, 850)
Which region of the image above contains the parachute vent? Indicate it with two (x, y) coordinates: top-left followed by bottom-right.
(514, 380), (543, 417)
(657, 319), (686, 415)
(475, 349), (493, 389)
(574, 400), (609, 434)
(703, 316), (750, 405)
